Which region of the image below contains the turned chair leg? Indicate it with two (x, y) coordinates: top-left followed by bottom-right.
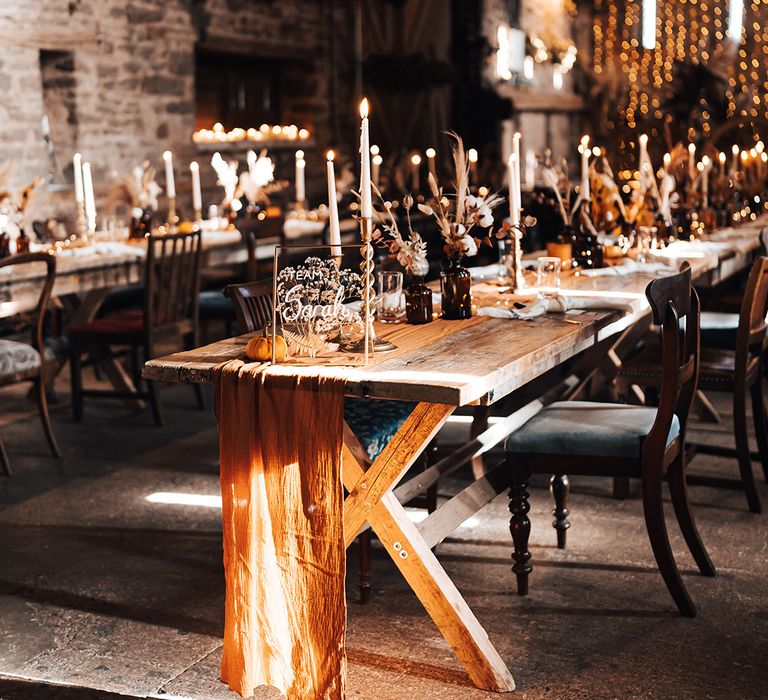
(358, 529), (372, 604)
(612, 477), (630, 499)
(70, 346), (84, 423)
(641, 468), (696, 617)
(734, 387), (762, 513)
(0, 430), (11, 476)
(550, 474), (570, 549)
(35, 378), (61, 459)
(749, 379), (768, 484)
(508, 461), (532, 596)
(667, 452), (715, 576)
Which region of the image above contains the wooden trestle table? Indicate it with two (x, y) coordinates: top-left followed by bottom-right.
(142, 216), (766, 691)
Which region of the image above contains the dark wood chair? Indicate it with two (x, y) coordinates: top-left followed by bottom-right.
(0, 253), (61, 474)
(505, 263), (714, 617)
(69, 230), (203, 426)
(619, 256), (768, 513)
(199, 218), (283, 340)
(224, 278), (437, 604)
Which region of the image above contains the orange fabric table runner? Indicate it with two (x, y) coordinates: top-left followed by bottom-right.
(214, 360), (347, 699)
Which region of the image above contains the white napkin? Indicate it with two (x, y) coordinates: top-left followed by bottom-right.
(579, 259), (675, 277)
(477, 294), (634, 320)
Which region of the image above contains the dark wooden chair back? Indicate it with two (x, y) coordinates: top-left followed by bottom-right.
(644, 262), (699, 460)
(759, 227), (768, 256)
(735, 256), (768, 373)
(224, 279), (273, 333)
(0, 252), (57, 359)
(144, 230), (202, 341)
(243, 216), (284, 282)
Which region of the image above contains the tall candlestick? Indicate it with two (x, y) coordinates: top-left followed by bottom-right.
(410, 153), (421, 191)
(663, 152), (671, 177)
(326, 150), (342, 258)
(372, 154), (382, 188)
(163, 150), (176, 199)
(639, 133), (649, 164)
(73, 152), (84, 203)
(359, 98), (372, 219)
(524, 149), (536, 190)
(295, 150), (306, 205)
(82, 162), (96, 233)
(580, 135), (590, 201)
(718, 151), (726, 177)
(468, 148), (478, 185)
(190, 161), (202, 219)
(512, 132), (521, 199)
(688, 143), (696, 182)
(426, 147), (437, 181)
(731, 144), (740, 177)
(701, 156), (710, 208)
(507, 154), (520, 226)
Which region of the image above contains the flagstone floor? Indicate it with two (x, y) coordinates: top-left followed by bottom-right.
(0, 378), (766, 700)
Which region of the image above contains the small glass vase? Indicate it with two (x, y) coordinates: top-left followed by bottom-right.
(440, 256), (472, 320)
(405, 276), (433, 324)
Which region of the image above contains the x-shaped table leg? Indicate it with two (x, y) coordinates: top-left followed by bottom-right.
(342, 402), (515, 692)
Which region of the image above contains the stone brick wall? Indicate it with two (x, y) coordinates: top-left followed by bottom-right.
(0, 0), (356, 224)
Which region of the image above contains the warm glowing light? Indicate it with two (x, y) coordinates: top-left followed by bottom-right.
(728, 0), (744, 42)
(468, 148), (478, 163)
(372, 154), (383, 166)
(411, 154), (422, 166)
(295, 150), (304, 160)
(733, 144), (740, 155)
(370, 144), (380, 156)
(146, 492), (222, 508)
(741, 150), (749, 161)
(702, 155), (711, 166)
(426, 147), (436, 158)
(327, 150), (335, 162)
(193, 123), (309, 144)
(642, 0), (657, 49)
(639, 133), (648, 146)
(688, 143), (696, 155)
(360, 98), (369, 118)
(592, 147), (601, 157)
(663, 153), (671, 167)
(190, 161), (199, 172)
(581, 135), (590, 147)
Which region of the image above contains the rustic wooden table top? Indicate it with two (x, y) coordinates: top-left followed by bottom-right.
(0, 227), (251, 319)
(143, 215), (767, 406)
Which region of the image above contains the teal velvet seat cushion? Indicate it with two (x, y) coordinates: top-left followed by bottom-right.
(505, 401), (680, 458)
(699, 311), (739, 351)
(198, 290), (236, 320)
(344, 398), (416, 461)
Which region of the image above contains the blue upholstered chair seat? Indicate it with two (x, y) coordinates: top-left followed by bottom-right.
(344, 398), (416, 461)
(199, 290), (236, 319)
(506, 401), (680, 459)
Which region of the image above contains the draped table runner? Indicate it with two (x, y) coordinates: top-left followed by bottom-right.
(214, 360), (347, 699)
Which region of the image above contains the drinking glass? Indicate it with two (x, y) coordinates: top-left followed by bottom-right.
(376, 271), (405, 323)
(498, 238), (517, 284)
(536, 256), (561, 298)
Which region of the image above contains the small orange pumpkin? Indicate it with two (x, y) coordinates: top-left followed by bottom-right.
(245, 334), (287, 362)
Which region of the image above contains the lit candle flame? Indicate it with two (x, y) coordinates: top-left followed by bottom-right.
(426, 147), (436, 158)
(327, 150), (335, 162)
(360, 98), (369, 118)
(370, 144), (379, 156)
(411, 154), (422, 165)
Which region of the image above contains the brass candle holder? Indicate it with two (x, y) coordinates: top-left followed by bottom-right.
(342, 217), (396, 359)
(193, 208), (203, 224)
(76, 201), (87, 238)
(167, 197), (178, 232)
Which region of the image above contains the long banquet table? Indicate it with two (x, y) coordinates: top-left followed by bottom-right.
(143, 216), (766, 692)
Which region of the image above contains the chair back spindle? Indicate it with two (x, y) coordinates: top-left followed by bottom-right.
(735, 256), (768, 374)
(144, 230), (202, 346)
(224, 279), (274, 333)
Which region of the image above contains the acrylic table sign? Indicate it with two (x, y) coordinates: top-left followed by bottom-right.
(269, 245), (369, 362)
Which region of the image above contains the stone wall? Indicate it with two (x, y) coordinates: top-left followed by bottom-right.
(0, 0), (356, 224)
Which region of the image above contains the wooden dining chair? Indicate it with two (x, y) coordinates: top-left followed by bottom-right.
(618, 256), (768, 513)
(224, 278), (435, 603)
(199, 218), (283, 340)
(0, 253), (61, 475)
(505, 264), (714, 617)
(69, 230), (203, 426)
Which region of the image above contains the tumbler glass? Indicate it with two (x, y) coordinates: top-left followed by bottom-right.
(376, 271), (405, 323)
(536, 256), (561, 298)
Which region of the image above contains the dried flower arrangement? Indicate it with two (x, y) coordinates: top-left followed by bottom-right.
(238, 151), (287, 206)
(371, 189), (429, 276)
(417, 133), (503, 258)
(211, 152), (239, 204)
(106, 162), (162, 216)
(275, 257), (364, 357)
